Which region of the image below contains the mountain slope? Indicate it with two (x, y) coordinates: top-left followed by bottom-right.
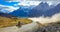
(10, 6), (34, 17)
(44, 4), (60, 17)
(28, 2), (54, 17)
(0, 12), (17, 18)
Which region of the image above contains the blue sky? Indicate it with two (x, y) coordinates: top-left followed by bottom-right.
(0, 0), (19, 13)
(0, 0), (19, 6)
(0, 0), (41, 13)
(1, 0), (60, 7)
(0, 0), (60, 13)
(0, 0), (60, 6)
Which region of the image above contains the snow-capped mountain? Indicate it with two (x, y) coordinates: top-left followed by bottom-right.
(9, 2), (60, 17)
(28, 2), (54, 17)
(44, 4), (60, 17)
(10, 5), (35, 17)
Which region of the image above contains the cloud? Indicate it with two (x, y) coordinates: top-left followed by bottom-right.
(5, 0), (60, 2)
(0, 4), (19, 13)
(5, 0), (23, 2)
(16, 1), (41, 6)
(6, 0), (41, 6)
(5, 0), (60, 1)
(28, 13), (60, 24)
(5, 0), (60, 6)
(28, 0), (60, 1)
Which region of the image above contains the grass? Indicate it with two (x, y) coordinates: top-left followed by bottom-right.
(0, 16), (32, 28)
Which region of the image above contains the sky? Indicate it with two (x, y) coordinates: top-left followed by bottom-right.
(0, 0), (60, 13)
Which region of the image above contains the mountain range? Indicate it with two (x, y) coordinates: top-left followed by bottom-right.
(28, 2), (55, 17)
(10, 5), (35, 17)
(0, 12), (16, 18)
(1, 2), (60, 17)
(10, 2), (55, 17)
(44, 4), (60, 17)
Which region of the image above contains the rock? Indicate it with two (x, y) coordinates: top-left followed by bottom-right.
(35, 22), (60, 32)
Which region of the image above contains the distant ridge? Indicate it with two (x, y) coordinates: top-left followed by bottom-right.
(8, 2), (60, 17)
(44, 4), (60, 17)
(9, 6), (31, 17)
(0, 12), (16, 18)
(28, 2), (54, 17)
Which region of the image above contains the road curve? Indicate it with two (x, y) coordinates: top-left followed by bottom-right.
(0, 22), (39, 32)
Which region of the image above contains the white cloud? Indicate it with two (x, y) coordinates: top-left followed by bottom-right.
(0, 5), (19, 13)
(6, 0), (41, 6)
(6, 0), (23, 2)
(6, 1), (13, 3)
(5, 0), (60, 1)
(5, 0), (60, 2)
(17, 1), (41, 6)
(6, 0), (60, 6)
(28, 13), (60, 24)
(6, 1), (41, 6)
